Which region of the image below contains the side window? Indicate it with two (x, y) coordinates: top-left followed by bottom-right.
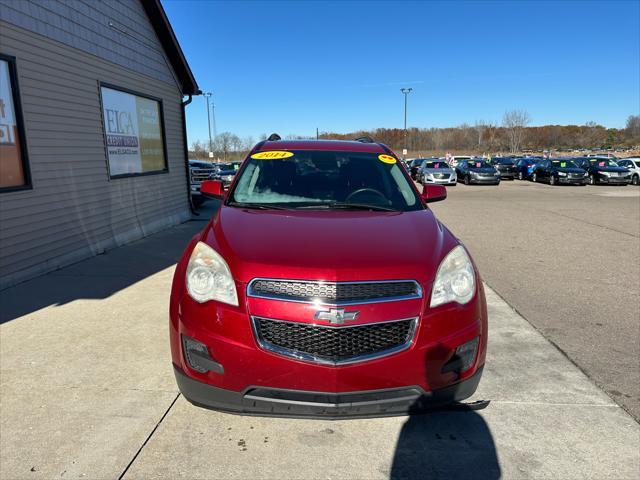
(0, 54), (31, 192)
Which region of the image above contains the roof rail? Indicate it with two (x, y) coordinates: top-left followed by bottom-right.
(267, 133), (281, 141)
(354, 135), (375, 143)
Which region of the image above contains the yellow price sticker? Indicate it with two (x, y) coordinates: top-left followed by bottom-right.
(378, 154), (397, 164)
(251, 151), (294, 160)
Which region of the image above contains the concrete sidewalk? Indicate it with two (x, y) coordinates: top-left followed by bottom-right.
(1, 207), (639, 479)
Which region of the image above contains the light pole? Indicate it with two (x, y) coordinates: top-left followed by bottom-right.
(203, 92), (213, 158)
(400, 88), (413, 157)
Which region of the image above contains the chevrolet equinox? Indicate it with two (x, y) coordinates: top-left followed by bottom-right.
(170, 137), (487, 418)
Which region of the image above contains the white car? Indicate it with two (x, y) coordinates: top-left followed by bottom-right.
(617, 158), (640, 186)
(448, 155), (473, 167)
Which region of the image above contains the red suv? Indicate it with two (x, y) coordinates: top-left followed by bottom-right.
(170, 138), (487, 418)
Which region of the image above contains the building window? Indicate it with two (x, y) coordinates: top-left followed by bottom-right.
(0, 54), (31, 192)
(99, 84), (168, 178)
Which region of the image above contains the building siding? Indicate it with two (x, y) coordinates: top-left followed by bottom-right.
(0, 3), (191, 289)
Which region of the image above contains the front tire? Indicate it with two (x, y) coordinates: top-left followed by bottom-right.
(518, 171), (524, 180)
(589, 174), (596, 185)
(632, 174), (639, 186)
(532, 172), (538, 183)
(550, 175), (556, 186)
(464, 175), (470, 185)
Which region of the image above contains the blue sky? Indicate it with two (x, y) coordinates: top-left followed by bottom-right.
(162, 0), (640, 143)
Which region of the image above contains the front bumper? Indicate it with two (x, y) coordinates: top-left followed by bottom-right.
(558, 176), (587, 184)
(175, 364), (484, 419)
(471, 176), (500, 184)
(597, 176), (630, 184)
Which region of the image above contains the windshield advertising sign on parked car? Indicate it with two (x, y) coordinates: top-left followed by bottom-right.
(100, 86), (167, 177)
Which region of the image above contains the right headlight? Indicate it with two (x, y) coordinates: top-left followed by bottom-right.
(430, 245), (476, 308)
(186, 242), (238, 306)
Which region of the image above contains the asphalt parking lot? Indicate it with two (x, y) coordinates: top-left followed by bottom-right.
(428, 180), (640, 420)
(1, 188), (639, 479)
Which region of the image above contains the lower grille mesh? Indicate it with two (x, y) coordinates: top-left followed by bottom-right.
(253, 318), (416, 364)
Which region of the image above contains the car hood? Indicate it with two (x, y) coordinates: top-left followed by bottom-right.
(201, 206), (457, 285)
(556, 167), (586, 173)
(424, 168), (455, 173)
(591, 166), (629, 173)
(469, 168), (497, 174)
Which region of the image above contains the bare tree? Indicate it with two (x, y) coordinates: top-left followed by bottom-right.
(626, 115), (640, 138)
(503, 109), (531, 153)
(474, 120), (487, 149)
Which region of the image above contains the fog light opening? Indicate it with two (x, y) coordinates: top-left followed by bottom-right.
(182, 335), (224, 374)
(441, 336), (479, 374)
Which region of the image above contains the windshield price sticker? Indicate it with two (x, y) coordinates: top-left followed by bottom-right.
(251, 151), (294, 160)
(378, 154), (397, 164)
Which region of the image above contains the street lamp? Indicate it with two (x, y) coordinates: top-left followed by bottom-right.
(203, 92), (213, 158)
(400, 88), (413, 157)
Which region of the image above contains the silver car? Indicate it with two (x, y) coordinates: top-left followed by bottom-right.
(418, 159), (457, 186)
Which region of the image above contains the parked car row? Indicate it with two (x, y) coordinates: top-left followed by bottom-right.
(407, 155), (639, 187)
(189, 160), (242, 205)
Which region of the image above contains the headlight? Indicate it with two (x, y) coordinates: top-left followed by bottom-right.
(430, 245), (476, 308)
(186, 242), (238, 305)
(558, 172), (567, 177)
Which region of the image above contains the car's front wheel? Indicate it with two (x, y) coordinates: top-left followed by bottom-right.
(518, 171), (524, 180)
(632, 174), (639, 186)
(589, 174), (596, 185)
(550, 175), (556, 186)
(532, 172), (538, 182)
(464, 175), (470, 185)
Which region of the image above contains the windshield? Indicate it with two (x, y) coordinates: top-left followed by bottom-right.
(590, 159), (619, 167)
(468, 161), (493, 169)
(410, 159), (425, 167)
(551, 160), (578, 168)
(424, 161), (448, 169)
(494, 159), (514, 165)
(228, 150), (421, 211)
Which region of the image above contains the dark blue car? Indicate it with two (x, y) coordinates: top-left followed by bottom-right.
(514, 157), (543, 180)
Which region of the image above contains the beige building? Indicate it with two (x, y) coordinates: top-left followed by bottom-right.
(0, 0), (200, 289)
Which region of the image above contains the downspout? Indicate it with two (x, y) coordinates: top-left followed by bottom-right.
(181, 93), (198, 215)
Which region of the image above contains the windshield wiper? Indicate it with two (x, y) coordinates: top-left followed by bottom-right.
(296, 202), (397, 212)
(227, 201), (289, 210)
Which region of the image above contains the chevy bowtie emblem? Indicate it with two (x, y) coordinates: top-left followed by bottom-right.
(314, 308), (359, 325)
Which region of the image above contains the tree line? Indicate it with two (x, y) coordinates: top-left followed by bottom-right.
(189, 113), (640, 160)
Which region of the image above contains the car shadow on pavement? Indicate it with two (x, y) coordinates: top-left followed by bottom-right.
(0, 200), (220, 324)
(390, 409), (500, 480)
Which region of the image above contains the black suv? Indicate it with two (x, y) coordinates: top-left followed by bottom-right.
(491, 157), (517, 180)
(573, 157), (631, 185)
(531, 159), (588, 185)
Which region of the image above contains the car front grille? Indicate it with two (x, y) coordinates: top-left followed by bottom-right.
(252, 317), (417, 365)
(247, 279), (421, 305)
(190, 168), (217, 182)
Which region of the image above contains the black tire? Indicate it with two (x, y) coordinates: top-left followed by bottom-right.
(464, 175), (470, 185)
(632, 174), (639, 186)
(532, 172), (538, 183)
(589, 174), (596, 185)
(518, 171), (524, 180)
(550, 175), (556, 186)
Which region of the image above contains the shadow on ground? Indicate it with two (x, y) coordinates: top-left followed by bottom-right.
(0, 201), (219, 324)
(390, 410), (500, 480)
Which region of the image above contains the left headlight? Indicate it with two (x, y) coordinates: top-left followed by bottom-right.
(558, 172), (567, 176)
(186, 241), (238, 306)
(430, 245), (476, 308)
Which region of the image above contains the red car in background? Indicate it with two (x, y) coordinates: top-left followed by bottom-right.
(170, 137), (488, 418)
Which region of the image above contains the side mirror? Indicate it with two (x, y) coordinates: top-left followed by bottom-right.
(200, 180), (224, 198)
(421, 184), (447, 203)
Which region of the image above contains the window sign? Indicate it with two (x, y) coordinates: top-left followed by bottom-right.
(0, 56), (29, 190)
(100, 85), (167, 177)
